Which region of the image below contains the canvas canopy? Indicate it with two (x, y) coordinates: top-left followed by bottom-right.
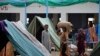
(0, 0), (99, 7)
(0, 20), (50, 56)
(28, 16), (60, 48)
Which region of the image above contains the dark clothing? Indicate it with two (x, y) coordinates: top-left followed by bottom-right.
(60, 33), (68, 56)
(0, 21), (9, 51)
(77, 32), (85, 55)
(61, 43), (67, 56)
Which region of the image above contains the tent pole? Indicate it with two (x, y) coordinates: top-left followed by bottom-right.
(35, 17), (36, 37)
(98, 0), (100, 41)
(24, 0), (27, 27)
(45, 0), (48, 18)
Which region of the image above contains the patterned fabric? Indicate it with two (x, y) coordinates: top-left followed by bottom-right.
(12, 21), (50, 56)
(4, 20), (49, 56)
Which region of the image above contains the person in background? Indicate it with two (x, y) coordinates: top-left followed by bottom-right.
(57, 21), (73, 56)
(41, 24), (51, 53)
(77, 28), (85, 56)
(59, 27), (70, 56)
(0, 22), (14, 56)
(88, 21), (98, 47)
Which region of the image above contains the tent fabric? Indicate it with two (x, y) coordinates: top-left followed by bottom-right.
(0, 0), (99, 7)
(12, 21), (50, 56)
(28, 16), (60, 48)
(90, 42), (100, 56)
(28, 17), (36, 36)
(4, 20), (50, 56)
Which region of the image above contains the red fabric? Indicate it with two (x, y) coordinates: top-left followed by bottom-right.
(77, 32), (85, 55)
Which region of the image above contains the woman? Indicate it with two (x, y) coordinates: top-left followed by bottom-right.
(0, 21), (14, 56)
(60, 27), (70, 56)
(77, 28), (85, 56)
(57, 21), (73, 56)
(88, 21), (98, 46)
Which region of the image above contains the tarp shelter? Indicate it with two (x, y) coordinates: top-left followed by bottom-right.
(0, 0), (99, 7)
(28, 16), (60, 48)
(0, 20), (50, 56)
(0, 0), (100, 56)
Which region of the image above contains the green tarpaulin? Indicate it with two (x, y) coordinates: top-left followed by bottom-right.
(28, 16), (60, 48)
(4, 20), (50, 56)
(0, 0), (99, 7)
(90, 42), (100, 56)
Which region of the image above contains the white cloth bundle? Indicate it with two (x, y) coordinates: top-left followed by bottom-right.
(57, 21), (73, 32)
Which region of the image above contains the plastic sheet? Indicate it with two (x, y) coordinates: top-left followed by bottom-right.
(28, 16), (60, 48)
(4, 20), (49, 56)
